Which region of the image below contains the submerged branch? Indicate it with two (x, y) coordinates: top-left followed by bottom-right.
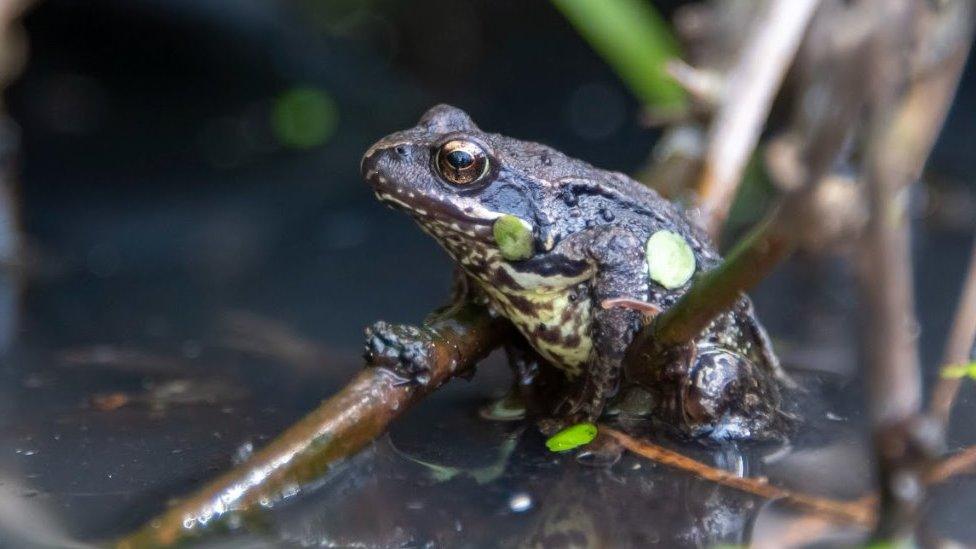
(610, 426), (976, 548)
(603, 427), (875, 526)
(116, 304), (508, 549)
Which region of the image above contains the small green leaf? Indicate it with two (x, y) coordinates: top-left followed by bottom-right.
(493, 215), (534, 261)
(545, 422), (598, 452)
(940, 361), (976, 379)
(646, 230), (696, 289)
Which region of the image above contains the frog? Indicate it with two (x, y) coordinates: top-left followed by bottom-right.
(360, 105), (792, 440)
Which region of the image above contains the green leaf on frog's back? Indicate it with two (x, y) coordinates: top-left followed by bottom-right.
(940, 361), (976, 379)
(493, 215), (534, 261)
(646, 230), (696, 289)
(550, 0), (686, 112)
(545, 422), (598, 452)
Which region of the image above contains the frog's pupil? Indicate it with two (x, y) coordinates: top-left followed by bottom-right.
(447, 150), (474, 169)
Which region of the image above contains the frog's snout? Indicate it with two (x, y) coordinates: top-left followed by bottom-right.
(361, 137), (412, 183)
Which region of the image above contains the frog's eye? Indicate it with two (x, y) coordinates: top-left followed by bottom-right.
(436, 140), (489, 185)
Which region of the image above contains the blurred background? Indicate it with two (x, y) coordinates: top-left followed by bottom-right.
(0, 0), (974, 546)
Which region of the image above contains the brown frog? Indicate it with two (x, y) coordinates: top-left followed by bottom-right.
(361, 105), (791, 440)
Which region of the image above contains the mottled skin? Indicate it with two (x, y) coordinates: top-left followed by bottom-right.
(361, 105), (790, 440)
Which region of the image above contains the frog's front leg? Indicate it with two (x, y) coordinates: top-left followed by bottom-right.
(363, 299), (507, 387)
(363, 321), (440, 386)
(563, 227), (649, 420)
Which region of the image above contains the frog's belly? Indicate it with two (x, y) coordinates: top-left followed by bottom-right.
(481, 285), (593, 376)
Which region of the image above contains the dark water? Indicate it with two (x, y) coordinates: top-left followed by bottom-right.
(1, 1), (975, 547)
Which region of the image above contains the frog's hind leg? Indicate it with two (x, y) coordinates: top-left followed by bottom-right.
(681, 347), (791, 440)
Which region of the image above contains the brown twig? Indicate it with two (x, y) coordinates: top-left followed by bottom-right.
(610, 425), (976, 548)
(693, 0), (820, 241)
(603, 427), (875, 526)
(925, 444), (976, 485)
(755, 444), (976, 548)
(116, 303), (508, 548)
(929, 239), (976, 425)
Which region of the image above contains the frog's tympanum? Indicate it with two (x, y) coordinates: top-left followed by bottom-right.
(361, 105), (791, 440)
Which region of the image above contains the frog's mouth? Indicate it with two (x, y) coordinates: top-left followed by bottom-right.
(365, 173), (498, 242)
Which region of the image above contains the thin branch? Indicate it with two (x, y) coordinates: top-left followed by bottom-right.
(929, 239), (976, 425)
(694, 0), (820, 241)
(925, 444), (976, 485)
(754, 444), (976, 548)
(603, 427), (875, 526)
(610, 425), (976, 548)
(116, 304), (508, 549)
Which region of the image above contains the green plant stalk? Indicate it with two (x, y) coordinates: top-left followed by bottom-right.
(551, 0), (686, 110)
(660, 208), (792, 347)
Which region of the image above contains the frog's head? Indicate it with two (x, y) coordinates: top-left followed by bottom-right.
(361, 104), (582, 262)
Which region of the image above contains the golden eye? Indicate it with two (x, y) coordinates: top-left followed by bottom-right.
(436, 140), (489, 185)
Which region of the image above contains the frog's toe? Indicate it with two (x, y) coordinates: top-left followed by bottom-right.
(363, 321), (436, 386)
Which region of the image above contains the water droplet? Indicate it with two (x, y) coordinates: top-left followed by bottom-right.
(181, 340), (202, 359)
(281, 483), (300, 499)
(403, 499), (425, 511)
(233, 441), (254, 465)
(508, 492), (533, 513)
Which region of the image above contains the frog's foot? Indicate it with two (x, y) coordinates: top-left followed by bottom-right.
(363, 321), (436, 386)
(554, 374), (614, 424)
(534, 385), (604, 437)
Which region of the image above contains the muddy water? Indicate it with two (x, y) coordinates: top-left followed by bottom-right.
(2, 2), (974, 544)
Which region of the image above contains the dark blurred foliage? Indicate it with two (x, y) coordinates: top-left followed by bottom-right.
(2, 0), (696, 347)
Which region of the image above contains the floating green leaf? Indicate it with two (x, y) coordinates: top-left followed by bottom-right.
(493, 215), (534, 261)
(646, 230), (696, 289)
(545, 422), (598, 452)
(272, 86), (338, 149)
(940, 361), (976, 379)
(551, 0), (686, 112)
